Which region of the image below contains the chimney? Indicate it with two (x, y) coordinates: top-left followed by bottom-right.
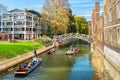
(95, 2), (100, 21)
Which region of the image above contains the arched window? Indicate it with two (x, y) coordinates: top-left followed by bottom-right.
(109, 8), (112, 22)
(110, 29), (112, 41)
(117, 1), (120, 18)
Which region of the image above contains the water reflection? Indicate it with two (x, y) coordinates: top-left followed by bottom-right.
(90, 49), (104, 80)
(0, 43), (120, 80)
(104, 58), (120, 80)
(91, 49), (120, 80)
(69, 54), (94, 80)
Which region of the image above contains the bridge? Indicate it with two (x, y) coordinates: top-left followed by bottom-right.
(54, 33), (94, 43)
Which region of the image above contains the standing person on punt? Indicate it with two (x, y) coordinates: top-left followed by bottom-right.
(34, 49), (37, 57)
(33, 49), (39, 63)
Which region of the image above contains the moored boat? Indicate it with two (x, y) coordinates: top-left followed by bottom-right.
(66, 48), (79, 55)
(14, 58), (42, 75)
(48, 48), (56, 54)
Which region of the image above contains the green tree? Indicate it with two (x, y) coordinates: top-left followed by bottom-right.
(41, 0), (70, 35)
(74, 16), (88, 34)
(67, 12), (77, 33)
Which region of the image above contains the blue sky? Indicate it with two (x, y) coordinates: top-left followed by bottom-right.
(0, 0), (103, 20)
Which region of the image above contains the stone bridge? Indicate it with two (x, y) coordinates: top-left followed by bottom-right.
(54, 33), (94, 43)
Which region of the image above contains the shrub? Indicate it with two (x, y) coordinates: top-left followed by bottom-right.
(34, 35), (52, 45)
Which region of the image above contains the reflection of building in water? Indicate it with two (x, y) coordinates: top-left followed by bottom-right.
(104, 58), (120, 80)
(91, 49), (120, 80)
(91, 49), (104, 80)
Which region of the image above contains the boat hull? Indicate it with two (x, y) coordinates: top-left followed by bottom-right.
(47, 48), (55, 54)
(66, 48), (79, 55)
(14, 58), (42, 75)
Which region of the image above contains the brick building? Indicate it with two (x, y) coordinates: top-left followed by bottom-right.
(88, 21), (92, 35)
(103, 0), (120, 68)
(0, 32), (10, 41)
(91, 2), (104, 53)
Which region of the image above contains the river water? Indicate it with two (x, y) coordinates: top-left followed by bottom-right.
(0, 43), (120, 80)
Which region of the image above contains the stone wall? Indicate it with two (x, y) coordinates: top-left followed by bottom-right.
(56, 38), (75, 46)
(104, 46), (120, 71)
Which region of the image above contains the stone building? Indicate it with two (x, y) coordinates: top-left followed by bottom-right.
(91, 2), (104, 53)
(0, 9), (41, 41)
(103, 0), (120, 69)
(88, 21), (92, 35)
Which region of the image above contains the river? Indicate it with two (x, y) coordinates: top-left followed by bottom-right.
(0, 43), (120, 80)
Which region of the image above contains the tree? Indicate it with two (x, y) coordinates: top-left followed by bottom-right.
(41, 0), (70, 35)
(40, 13), (52, 36)
(67, 11), (77, 33)
(74, 16), (88, 34)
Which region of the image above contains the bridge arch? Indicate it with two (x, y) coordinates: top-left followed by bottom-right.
(55, 33), (93, 44)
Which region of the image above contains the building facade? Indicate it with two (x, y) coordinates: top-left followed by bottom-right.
(104, 0), (120, 69)
(91, 2), (104, 53)
(0, 9), (41, 40)
(88, 21), (92, 35)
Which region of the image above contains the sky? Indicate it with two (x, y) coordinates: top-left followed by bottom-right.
(0, 0), (103, 21)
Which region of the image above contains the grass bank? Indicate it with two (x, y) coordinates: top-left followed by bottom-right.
(0, 41), (44, 62)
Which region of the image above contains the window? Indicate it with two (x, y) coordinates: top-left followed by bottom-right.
(14, 16), (24, 20)
(3, 22), (6, 26)
(110, 29), (112, 41)
(14, 28), (21, 31)
(117, 1), (120, 18)
(17, 16), (24, 19)
(33, 18), (37, 22)
(26, 22), (32, 25)
(109, 8), (112, 22)
(104, 30), (107, 41)
(6, 22), (13, 26)
(118, 29), (120, 43)
(3, 16), (10, 20)
(104, 13), (107, 25)
(26, 16), (32, 20)
(14, 21), (23, 25)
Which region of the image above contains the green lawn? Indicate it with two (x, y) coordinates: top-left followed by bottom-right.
(0, 41), (44, 61)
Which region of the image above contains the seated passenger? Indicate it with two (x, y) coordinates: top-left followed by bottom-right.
(72, 49), (75, 54)
(28, 61), (32, 68)
(23, 63), (28, 68)
(18, 65), (22, 69)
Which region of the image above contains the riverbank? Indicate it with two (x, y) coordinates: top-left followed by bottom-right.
(0, 45), (54, 71)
